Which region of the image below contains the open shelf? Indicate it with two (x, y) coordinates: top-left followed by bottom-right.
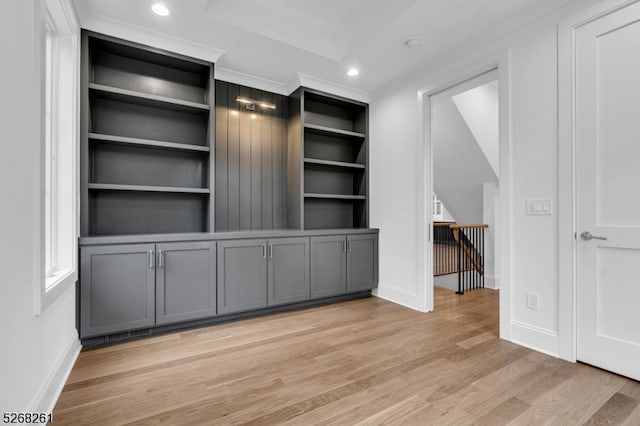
(89, 133), (210, 152)
(88, 183), (210, 194)
(90, 36), (210, 105)
(303, 158), (365, 169)
(90, 141), (208, 189)
(89, 190), (208, 235)
(89, 83), (210, 112)
(303, 123), (365, 139)
(304, 193), (366, 200)
(304, 161), (365, 198)
(304, 90), (367, 135)
(91, 96), (208, 147)
(89, 34), (210, 76)
(304, 198), (367, 230)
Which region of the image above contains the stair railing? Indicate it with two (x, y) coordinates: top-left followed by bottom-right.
(433, 223), (488, 294)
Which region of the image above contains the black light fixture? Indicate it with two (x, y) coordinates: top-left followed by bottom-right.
(236, 96), (276, 110)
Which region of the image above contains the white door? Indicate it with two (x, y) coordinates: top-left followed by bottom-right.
(576, 1), (640, 381)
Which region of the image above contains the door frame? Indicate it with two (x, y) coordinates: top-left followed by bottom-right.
(417, 48), (512, 340)
(558, 0), (638, 362)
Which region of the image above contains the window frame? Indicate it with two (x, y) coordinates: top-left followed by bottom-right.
(39, 0), (80, 312)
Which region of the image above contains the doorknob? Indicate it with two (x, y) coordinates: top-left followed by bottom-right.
(581, 231), (607, 241)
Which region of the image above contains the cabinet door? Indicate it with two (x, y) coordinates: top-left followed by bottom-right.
(80, 244), (155, 338)
(268, 237), (310, 306)
(217, 239), (268, 314)
(310, 236), (346, 298)
(347, 233), (379, 292)
(156, 241), (216, 325)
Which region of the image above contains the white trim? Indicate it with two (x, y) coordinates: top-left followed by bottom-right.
(79, 14), (226, 63)
(557, 0), (639, 363)
(28, 329), (81, 413)
(484, 274), (498, 289)
(215, 67), (290, 96)
(417, 87), (433, 313)
(373, 286), (424, 312)
(45, 0), (78, 35)
(39, 0), (80, 314)
(44, 270), (76, 308)
(297, 73), (370, 103)
(511, 321), (559, 358)
(418, 48), (512, 340)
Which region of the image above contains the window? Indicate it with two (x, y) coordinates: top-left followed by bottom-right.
(40, 0), (79, 311)
(44, 13), (58, 281)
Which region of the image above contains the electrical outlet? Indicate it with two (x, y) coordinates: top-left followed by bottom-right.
(527, 292), (539, 310)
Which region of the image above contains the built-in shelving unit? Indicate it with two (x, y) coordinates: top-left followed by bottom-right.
(77, 32), (379, 348)
(288, 88), (369, 230)
(81, 31), (214, 236)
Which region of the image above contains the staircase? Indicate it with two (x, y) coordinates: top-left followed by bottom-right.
(433, 222), (487, 294)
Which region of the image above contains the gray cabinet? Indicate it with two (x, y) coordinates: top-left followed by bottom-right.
(79, 231), (377, 343)
(217, 237), (312, 313)
(347, 234), (378, 292)
(268, 237), (310, 306)
(217, 239), (268, 314)
(81, 241), (217, 338)
(310, 236), (347, 298)
(156, 241), (216, 325)
(80, 244), (155, 338)
(310, 233), (378, 298)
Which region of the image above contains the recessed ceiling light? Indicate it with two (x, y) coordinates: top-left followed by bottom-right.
(405, 38), (422, 49)
(347, 67), (360, 77)
(151, 3), (170, 16)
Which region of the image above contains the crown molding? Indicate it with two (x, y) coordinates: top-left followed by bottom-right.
(214, 67), (290, 96)
(297, 73), (370, 103)
(214, 69), (372, 102)
(47, 0), (80, 34)
(79, 14), (226, 63)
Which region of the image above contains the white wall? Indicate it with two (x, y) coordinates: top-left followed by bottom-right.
(452, 81), (500, 178)
(0, 0), (79, 412)
(483, 182), (498, 289)
(432, 96), (497, 223)
(370, 0), (600, 357)
(370, 90), (423, 309)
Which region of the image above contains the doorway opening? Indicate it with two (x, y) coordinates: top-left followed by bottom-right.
(431, 70), (499, 300)
(418, 56), (511, 340)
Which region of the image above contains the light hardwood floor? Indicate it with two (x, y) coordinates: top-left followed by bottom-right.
(54, 288), (640, 425)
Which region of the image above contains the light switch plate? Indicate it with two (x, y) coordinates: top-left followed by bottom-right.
(526, 199), (552, 215)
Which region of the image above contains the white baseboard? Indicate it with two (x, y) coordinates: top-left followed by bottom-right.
(484, 274), (498, 289)
(510, 320), (559, 358)
(373, 284), (424, 312)
(29, 332), (81, 414)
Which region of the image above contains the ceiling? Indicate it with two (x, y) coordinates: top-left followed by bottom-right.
(73, 0), (575, 99)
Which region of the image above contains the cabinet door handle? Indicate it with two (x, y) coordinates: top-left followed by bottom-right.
(347, 239), (352, 252)
(149, 250), (154, 269)
(343, 240), (347, 252)
(262, 244), (267, 259)
(158, 250), (163, 268)
(269, 244), (273, 259)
